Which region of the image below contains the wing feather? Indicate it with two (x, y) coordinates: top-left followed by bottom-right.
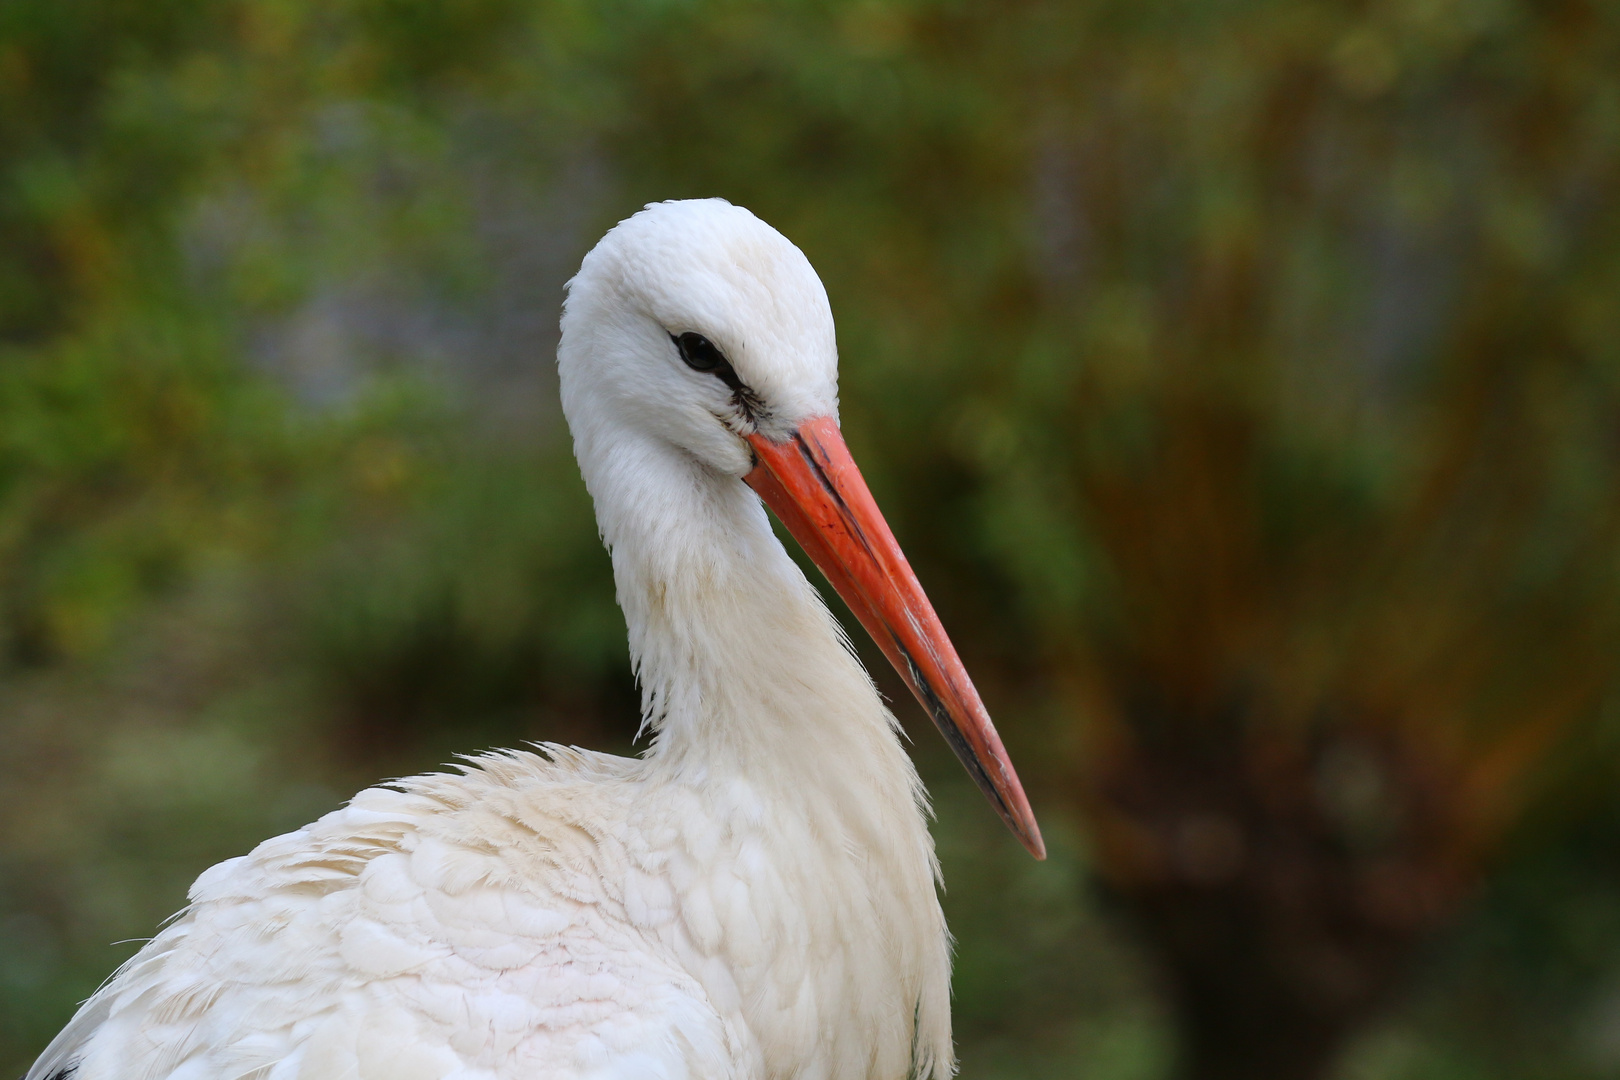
(29, 754), (744, 1080)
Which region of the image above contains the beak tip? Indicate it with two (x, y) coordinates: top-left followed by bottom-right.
(1019, 818), (1047, 861)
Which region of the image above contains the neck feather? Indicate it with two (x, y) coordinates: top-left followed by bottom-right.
(575, 424), (954, 1080)
(582, 428), (895, 772)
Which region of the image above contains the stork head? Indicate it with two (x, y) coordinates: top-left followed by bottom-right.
(560, 199), (1045, 860)
(559, 199), (838, 474)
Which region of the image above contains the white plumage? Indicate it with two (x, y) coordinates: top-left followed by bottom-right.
(29, 199), (1041, 1080)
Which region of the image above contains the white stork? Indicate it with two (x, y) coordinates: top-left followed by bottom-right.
(28, 198), (1044, 1080)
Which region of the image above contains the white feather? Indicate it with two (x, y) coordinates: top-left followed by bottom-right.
(29, 199), (953, 1080)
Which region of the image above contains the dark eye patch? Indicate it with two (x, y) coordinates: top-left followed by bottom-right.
(672, 332), (746, 395)
(669, 330), (769, 426)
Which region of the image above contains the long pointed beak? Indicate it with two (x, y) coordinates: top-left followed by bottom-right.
(745, 416), (1046, 860)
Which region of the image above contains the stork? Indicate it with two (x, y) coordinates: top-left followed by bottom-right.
(28, 199), (1044, 1080)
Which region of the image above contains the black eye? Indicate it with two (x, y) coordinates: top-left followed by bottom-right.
(671, 332), (746, 395)
(673, 332), (727, 373)
(669, 330), (765, 422)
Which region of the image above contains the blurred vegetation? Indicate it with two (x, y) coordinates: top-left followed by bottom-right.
(4, 1), (1620, 1077)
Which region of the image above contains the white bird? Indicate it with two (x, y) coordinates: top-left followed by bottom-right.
(28, 198), (1044, 1080)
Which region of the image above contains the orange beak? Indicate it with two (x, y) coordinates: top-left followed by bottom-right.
(745, 416), (1046, 860)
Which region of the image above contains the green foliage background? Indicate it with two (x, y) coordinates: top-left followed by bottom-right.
(3, 1), (1620, 1077)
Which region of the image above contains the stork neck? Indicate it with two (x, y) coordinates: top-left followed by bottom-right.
(582, 429), (893, 777)
(574, 425), (952, 1080)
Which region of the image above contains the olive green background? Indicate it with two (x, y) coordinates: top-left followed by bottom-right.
(4, 2), (1620, 1077)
